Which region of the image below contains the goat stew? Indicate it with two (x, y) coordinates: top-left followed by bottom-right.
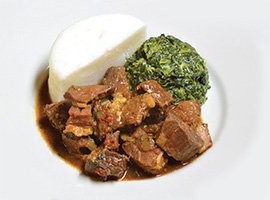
(36, 66), (212, 181)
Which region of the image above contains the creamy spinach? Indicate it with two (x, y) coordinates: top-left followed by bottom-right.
(124, 34), (210, 105)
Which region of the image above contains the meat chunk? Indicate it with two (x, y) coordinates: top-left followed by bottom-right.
(93, 94), (126, 140)
(135, 80), (173, 124)
(44, 100), (71, 131)
(64, 105), (95, 137)
(122, 93), (155, 126)
(84, 147), (129, 181)
(103, 131), (120, 150)
(62, 132), (97, 155)
(169, 100), (201, 129)
(64, 85), (111, 107)
(156, 110), (204, 162)
(102, 66), (131, 99)
(196, 123), (213, 154)
(135, 80), (174, 109)
(93, 99), (112, 140)
(122, 127), (167, 174)
(167, 100), (212, 154)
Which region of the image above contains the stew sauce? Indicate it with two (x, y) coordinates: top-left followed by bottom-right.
(36, 76), (198, 181)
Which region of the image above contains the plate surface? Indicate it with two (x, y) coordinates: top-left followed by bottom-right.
(0, 0), (269, 199)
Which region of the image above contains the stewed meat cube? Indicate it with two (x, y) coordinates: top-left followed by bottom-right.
(156, 109), (204, 162)
(92, 99), (112, 140)
(62, 132), (97, 155)
(121, 93), (155, 126)
(44, 100), (71, 131)
(169, 100), (202, 129)
(64, 85), (111, 107)
(93, 93), (127, 140)
(64, 105), (95, 137)
(167, 100), (212, 154)
(135, 80), (174, 109)
(135, 80), (173, 124)
(103, 130), (120, 150)
(122, 127), (167, 174)
(84, 147), (129, 181)
(102, 66), (131, 99)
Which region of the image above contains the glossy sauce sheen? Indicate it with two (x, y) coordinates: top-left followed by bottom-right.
(36, 76), (198, 181)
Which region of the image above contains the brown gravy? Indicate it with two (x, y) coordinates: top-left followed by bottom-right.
(35, 76), (198, 181)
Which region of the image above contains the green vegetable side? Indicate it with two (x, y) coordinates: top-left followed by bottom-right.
(124, 34), (211, 105)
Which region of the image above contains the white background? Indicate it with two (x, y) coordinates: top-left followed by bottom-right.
(0, 0), (269, 199)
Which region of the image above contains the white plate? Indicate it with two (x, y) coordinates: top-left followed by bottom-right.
(1, 0), (270, 199)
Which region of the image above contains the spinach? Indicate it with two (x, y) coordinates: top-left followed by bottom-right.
(124, 34), (210, 105)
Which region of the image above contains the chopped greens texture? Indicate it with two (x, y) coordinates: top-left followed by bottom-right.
(124, 34), (211, 105)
